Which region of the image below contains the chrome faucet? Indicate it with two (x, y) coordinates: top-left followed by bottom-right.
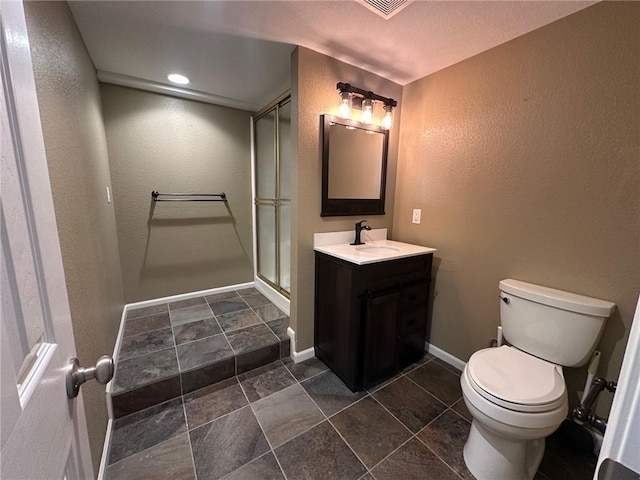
(350, 220), (372, 246)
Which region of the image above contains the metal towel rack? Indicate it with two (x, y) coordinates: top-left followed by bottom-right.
(151, 191), (227, 202)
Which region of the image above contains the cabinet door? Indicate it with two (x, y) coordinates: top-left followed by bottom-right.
(315, 254), (361, 389)
(362, 288), (401, 389)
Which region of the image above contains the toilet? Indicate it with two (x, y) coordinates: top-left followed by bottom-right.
(460, 279), (615, 480)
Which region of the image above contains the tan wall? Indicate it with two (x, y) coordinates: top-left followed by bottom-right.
(393, 1), (639, 413)
(101, 85), (254, 303)
(291, 47), (403, 350)
(24, 2), (125, 471)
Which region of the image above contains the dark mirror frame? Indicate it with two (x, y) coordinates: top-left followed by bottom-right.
(321, 114), (389, 217)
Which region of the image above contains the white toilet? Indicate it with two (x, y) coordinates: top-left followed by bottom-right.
(460, 279), (615, 480)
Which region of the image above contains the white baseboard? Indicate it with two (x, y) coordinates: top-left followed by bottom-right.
(97, 418), (113, 480)
(125, 281), (255, 310)
(287, 327), (315, 363)
(106, 306), (128, 400)
(425, 342), (467, 371)
(254, 277), (290, 315)
(292, 346), (315, 363)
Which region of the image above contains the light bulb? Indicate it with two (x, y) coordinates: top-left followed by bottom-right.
(382, 105), (394, 130)
(338, 91), (352, 119)
(361, 98), (374, 124)
(167, 73), (190, 85)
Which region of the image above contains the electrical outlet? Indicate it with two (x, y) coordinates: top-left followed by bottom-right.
(412, 208), (421, 224)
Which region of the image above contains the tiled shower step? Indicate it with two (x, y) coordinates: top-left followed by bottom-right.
(110, 288), (290, 418)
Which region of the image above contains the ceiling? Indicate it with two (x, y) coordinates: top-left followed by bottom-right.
(68, 1), (596, 112)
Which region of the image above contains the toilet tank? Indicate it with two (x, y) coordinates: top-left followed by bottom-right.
(499, 279), (616, 367)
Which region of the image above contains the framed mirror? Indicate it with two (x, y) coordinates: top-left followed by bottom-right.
(321, 114), (389, 216)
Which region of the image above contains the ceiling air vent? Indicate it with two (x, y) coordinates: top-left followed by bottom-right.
(358, 0), (413, 19)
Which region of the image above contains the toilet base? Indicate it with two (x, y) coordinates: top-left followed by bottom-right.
(463, 420), (545, 480)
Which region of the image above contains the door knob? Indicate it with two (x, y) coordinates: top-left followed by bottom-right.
(66, 355), (114, 399)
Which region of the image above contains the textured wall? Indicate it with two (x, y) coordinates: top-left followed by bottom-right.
(393, 2), (639, 412)
(101, 85), (253, 303)
(24, 2), (125, 471)
(291, 47), (403, 350)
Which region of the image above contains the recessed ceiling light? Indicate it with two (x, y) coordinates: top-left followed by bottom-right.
(167, 73), (190, 85)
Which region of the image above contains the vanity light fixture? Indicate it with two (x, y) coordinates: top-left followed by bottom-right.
(336, 82), (397, 129)
(167, 73), (190, 85)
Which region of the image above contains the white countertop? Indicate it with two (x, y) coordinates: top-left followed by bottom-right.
(313, 229), (436, 265)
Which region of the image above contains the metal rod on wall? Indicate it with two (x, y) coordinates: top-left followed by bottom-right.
(151, 191), (227, 202)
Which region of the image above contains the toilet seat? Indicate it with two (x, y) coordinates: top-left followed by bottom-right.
(467, 346), (566, 413)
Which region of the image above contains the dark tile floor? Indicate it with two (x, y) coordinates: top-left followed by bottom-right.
(111, 288), (290, 417)
(105, 354), (597, 480)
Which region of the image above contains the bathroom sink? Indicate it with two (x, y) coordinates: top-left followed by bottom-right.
(356, 246), (400, 253)
(313, 230), (437, 265)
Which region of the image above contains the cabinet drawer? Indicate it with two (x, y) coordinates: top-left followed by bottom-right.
(362, 255), (430, 283)
(399, 307), (427, 336)
(399, 280), (430, 312)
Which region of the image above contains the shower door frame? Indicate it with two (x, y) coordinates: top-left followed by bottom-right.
(252, 93), (291, 298)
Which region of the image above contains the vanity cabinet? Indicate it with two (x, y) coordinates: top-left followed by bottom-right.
(314, 251), (433, 391)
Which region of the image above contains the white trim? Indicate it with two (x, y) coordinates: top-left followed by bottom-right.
(124, 282), (254, 310)
(17, 342), (56, 407)
(292, 346), (315, 363)
(104, 306), (124, 424)
(425, 342), (467, 371)
(254, 277), (289, 315)
(97, 71), (256, 111)
(287, 327), (295, 356)
(96, 418), (112, 480)
(287, 327), (315, 363)
(250, 117), (258, 281)
(106, 306), (128, 399)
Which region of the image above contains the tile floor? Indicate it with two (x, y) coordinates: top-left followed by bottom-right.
(105, 354), (597, 480)
(111, 288), (290, 417)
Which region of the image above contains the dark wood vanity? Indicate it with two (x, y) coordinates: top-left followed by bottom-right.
(314, 251), (433, 391)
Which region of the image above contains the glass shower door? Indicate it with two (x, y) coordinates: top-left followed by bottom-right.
(278, 100), (291, 293)
(254, 97), (291, 295)
(255, 109), (277, 286)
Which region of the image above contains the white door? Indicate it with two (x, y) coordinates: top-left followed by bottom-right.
(595, 294), (640, 478)
(1, 1), (94, 479)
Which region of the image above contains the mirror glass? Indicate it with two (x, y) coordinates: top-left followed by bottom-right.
(328, 125), (383, 198)
(321, 114), (389, 217)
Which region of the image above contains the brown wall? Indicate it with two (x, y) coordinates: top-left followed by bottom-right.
(291, 47), (403, 350)
(393, 1), (639, 412)
(24, 2), (125, 471)
(101, 85), (254, 303)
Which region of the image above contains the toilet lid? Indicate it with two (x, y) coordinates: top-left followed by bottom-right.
(468, 346), (566, 413)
